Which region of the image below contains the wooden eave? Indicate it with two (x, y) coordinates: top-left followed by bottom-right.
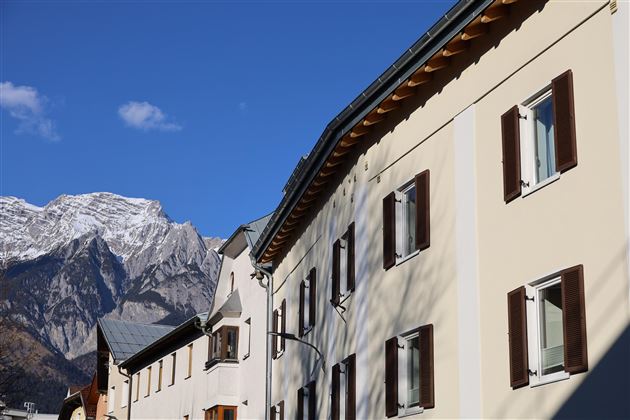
(258, 0), (520, 263)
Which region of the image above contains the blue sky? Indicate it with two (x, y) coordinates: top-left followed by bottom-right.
(1, 0), (455, 238)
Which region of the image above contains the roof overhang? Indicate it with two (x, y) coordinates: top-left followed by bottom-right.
(252, 0), (521, 264)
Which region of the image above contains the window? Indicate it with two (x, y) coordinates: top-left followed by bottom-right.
(332, 223), (355, 307)
(270, 401), (284, 420)
(297, 381), (316, 420)
(243, 318), (251, 360)
(230, 272), (235, 294)
(145, 366), (151, 396)
(272, 299), (286, 359)
(298, 268), (316, 336)
(184, 415), (189, 420)
(108, 386), (115, 413)
(382, 170), (430, 269)
(157, 360), (163, 392)
(384, 324), (434, 418)
(170, 353), (176, 385)
(134, 373), (140, 402)
(121, 380), (128, 408)
(508, 265), (588, 389)
(501, 70), (578, 203)
(186, 343), (193, 378)
(206, 326), (240, 368)
(331, 354), (356, 420)
(205, 405), (237, 420)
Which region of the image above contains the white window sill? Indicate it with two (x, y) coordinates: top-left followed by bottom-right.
(396, 250), (419, 266)
(399, 406), (423, 417)
(530, 371), (570, 388)
(522, 173), (560, 198)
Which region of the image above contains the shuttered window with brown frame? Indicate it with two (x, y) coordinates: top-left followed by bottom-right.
(501, 105), (522, 203)
(418, 325), (434, 409)
(384, 337), (398, 418)
(414, 171), (430, 251)
(307, 381), (316, 420)
(309, 268), (317, 328)
(270, 405), (276, 420)
(346, 354), (356, 420)
(297, 388), (304, 420)
(552, 70), (578, 173)
(272, 309), (279, 359)
(332, 239), (341, 306)
(331, 363), (340, 420)
(347, 223), (355, 292)
(382, 193), (396, 270)
(271, 401), (284, 420)
(281, 299), (287, 352)
(298, 281), (305, 338)
(561, 265), (588, 374)
(278, 401), (284, 420)
(507, 286), (529, 389)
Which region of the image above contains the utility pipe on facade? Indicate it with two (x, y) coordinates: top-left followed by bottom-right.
(251, 261), (273, 420)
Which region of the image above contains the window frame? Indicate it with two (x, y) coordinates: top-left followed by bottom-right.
(301, 274), (313, 335)
(519, 86), (560, 197)
(121, 380), (129, 408)
(243, 318), (251, 360)
(205, 405), (238, 420)
(396, 331), (423, 417)
(145, 366), (151, 397)
(206, 325), (240, 368)
(108, 385), (115, 413)
(526, 275), (570, 387)
(395, 181), (420, 265)
(157, 360), (163, 392)
(170, 352), (176, 386)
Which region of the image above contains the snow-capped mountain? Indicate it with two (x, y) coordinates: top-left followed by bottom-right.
(0, 193), (222, 410)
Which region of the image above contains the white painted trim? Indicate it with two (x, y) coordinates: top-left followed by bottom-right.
(453, 105), (482, 418)
(354, 182), (370, 420)
(612, 0), (630, 315)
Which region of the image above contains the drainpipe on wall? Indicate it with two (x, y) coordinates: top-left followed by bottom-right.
(117, 365), (132, 420)
(251, 261), (273, 420)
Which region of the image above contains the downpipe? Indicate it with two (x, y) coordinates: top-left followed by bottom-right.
(251, 261), (273, 420)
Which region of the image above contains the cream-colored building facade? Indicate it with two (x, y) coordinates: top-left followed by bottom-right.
(112, 215), (270, 420)
(252, 0), (629, 419)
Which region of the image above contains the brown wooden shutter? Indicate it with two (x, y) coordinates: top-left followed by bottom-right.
(297, 388), (304, 420)
(308, 381), (316, 420)
(419, 324), (434, 409)
(347, 223), (355, 292)
(279, 401), (284, 420)
(561, 264), (588, 374)
(346, 354), (356, 420)
(299, 281), (305, 338)
(309, 267), (317, 328)
(415, 170), (430, 251)
(383, 192), (396, 269)
(552, 70), (578, 173)
(501, 105), (522, 203)
(331, 363), (340, 420)
(272, 310), (279, 359)
(281, 299), (287, 351)
(384, 337), (398, 417)
(507, 286), (529, 389)
(270, 405), (277, 420)
(332, 239), (341, 306)
(220, 326), (228, 360)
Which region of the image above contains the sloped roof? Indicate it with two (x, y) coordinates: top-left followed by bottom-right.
(208, 289), (242, 325)
(98, 318), (175, 362)
(119, 313), (207, 373)
(218, 212), (274, 258)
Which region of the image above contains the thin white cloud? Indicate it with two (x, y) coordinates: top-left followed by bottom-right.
(118, 101), (182, 132)
(0, 81), (60, 141)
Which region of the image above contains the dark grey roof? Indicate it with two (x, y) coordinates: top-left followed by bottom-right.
(244, 213), (274, 250)
(209, 289), (242, 325)
(251, 0), (496, 263)
(218, 212), (274, 256)
(98, 318), (175, 362)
